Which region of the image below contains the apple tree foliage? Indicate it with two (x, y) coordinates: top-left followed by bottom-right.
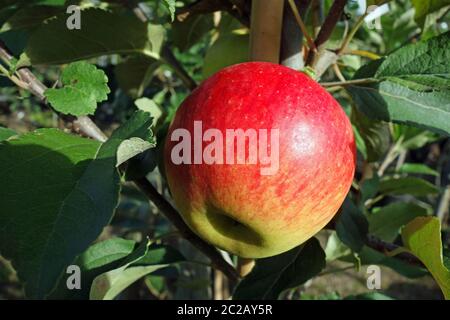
(0, 0), (449, 300)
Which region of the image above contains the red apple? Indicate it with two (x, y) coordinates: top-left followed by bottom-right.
(164, 62), (355, 258)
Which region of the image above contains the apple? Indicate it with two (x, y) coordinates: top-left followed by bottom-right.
(164, 62), (355, 258)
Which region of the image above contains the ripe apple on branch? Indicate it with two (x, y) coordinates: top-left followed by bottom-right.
(164, 62), (356, 258)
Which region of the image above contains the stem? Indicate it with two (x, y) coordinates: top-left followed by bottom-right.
(337, 12), (368, 55)
(437, 186), (450, 223)
(249, 0), (284, 63)
(0, 64), (29, 89)
(377, 137), (404, 176)
(161, 45), (197, 91)
(320, 77), (378, 87)
(332, 63), (346, 82)
(343, 49), (381, 60)
(236, 257), (255, 278)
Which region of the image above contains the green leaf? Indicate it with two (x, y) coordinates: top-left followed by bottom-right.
(116, 137), (155, 168)
(45, 62), (110, 116)
(351, 106), (390, 162)
(0, 129), (110, 298)
(0, 126), (16, 141)
(135, 98), (163, 127)
(368, 202), (430, 242)
(411, 0), (450, 26)
(76, 238), (137, 269)
(335, 198), (369, 252)
(348, 32), (450, 135)
(202, 33), (249, 78)
(0, 110), (154, 298)
(131, 244), (186, 266)
(89, 240), (168, 300)
(401, 217), (450, 299)
(360, 174), (380, 204)
(49, 237), (136, 299)
(325, 231), (351, 261)
(0, 5), (61, 32)
(50, 239), (184, 299)
(340, 246), (428, 278)
(161, 0), (176, 21)
(348, 80), (450, 136)
(379, 176), (439, 196)
(115, 55), (160, 99)
(171, 14), (214, 51)
(233, 238), (325, 300)
(375, 32), (450, 80)
(393, 125), (439, 150)
(25, 8), (165, 65)
(397, 163), (439, 176)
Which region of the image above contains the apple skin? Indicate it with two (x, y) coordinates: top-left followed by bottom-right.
(164, 62), (356, 258)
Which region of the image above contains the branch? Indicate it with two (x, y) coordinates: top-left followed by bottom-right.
(249, 0), (284, 63)
(325, 217), (424, 268)
(177, 0), (250, 27)
(0, 42), (239, 282)
(0, 41), (107, 142)
(306, 0), (347, 66)
(337, 12), (368, 55)
(365, 235), (424, 268)
(134, 178), (239, 280)
(161, 45), (197, 91)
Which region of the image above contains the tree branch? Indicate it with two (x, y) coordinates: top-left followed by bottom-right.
(161, 45), (197, 91)
(177, 0), (250, 27)
(134, 178), (239, 280)
(365, 235), (424, 268)
(249, 0), (284, 63)
(0, 41), (239, 282)
(325, 218), (424, 268)
(306, 0), (347, 65)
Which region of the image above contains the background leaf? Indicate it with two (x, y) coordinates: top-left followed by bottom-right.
(379, 177), (439, 196)
(25, 8), (163, 64)
(368, 202), (430, 242)
(233, 238), (325, 300)
(411, 0), (450, 26)
(0, 110), (153, 298)
(335, 198), (369, 252)
(401, 217), (450, 299)
(0, 127), (16, 141)
(351, 106), (390, 162)
(115, 56), (160, 99)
